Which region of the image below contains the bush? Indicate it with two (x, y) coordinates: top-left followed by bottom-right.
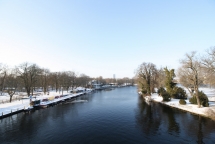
(189, 96), (197, 104)
(172, 87), (187, 99)
(157, 87), (171, 101)
(179, 99), (186, 105)
(161, 91), (171, 102)
(189, 91), (209, 107)
(201, 100), (209, 107)
(157, 87), (166, 96)
(141, 89), (148, 96)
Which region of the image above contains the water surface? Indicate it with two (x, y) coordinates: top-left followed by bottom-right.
(0, 86), (215, 144)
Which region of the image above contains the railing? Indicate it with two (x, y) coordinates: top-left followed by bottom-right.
(0, 105), (28, 118)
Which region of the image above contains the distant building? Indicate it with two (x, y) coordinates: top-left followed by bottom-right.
(90, 80), (103, 90)
(113, 74), (116, 83)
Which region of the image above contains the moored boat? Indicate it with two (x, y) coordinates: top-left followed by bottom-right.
(32, 100), (41, 108)
(39, 99), (49, 108)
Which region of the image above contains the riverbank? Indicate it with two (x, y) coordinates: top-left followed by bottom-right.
(0, 90), (90, 119)
(148, 88), (215, 121)
(0, 86), (132, 119)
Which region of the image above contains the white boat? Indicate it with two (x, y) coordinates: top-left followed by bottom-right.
(85, 88), (93, 93)
(39, 99), (49, 108)
(93, 84), (103, 90)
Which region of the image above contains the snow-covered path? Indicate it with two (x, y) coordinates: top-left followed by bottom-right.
(0, 91), (71, 116)
(0, 99), (30, 115)
(0, 88), (93, 118)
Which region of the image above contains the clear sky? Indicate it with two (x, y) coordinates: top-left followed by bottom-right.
(0, 0), (215, 78)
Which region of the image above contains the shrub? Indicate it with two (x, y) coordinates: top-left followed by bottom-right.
(189, 91), (209, 107)
(179, 99), (186, 105)
(172, 87), (187, 99)
(201, 100), (209, 107)
(161, 91), (171, 102)
(141, 89), (147, 96)
(157, 87), (166, 96)
(189, 96), (197, 104)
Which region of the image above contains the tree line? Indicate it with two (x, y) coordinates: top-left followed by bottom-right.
(136, 46), (215, 108)
(0, 62), (134, 102)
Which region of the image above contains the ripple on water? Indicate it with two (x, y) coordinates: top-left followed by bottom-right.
(1, 87), (215, 144)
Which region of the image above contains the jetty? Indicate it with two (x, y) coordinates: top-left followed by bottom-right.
(0, 85), (134, 119)
(0, 91), (88, 119)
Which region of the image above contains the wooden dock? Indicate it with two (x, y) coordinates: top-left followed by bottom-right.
(0, 92), (87, 119)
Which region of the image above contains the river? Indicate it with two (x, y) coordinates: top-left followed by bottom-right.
(0, 86), (215, 144)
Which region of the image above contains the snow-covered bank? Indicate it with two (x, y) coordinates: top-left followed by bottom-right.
(0, 99), (31, 116)
(0, 87), (94, 118)
(150, 92), (215, 121)
(0, 91), (68, 116)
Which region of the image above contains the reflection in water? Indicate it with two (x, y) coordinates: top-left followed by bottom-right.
(197, 116), (203, 144)
(136, 95), (215, 143)
(1, 87), (215, 144)
(162, 105), (180, 134)
(136, 96), (161, 137)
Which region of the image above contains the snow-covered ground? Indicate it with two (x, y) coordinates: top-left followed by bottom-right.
(178, 85), (215, 101)
(1, 87), (215, 120)
(0, 99), (31, 115)
(149, 87), (215, 120)
(0, 90), (85, 116)
(0, 87), (94, 117)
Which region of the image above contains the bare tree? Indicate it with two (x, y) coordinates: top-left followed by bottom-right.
(76, 74), (90, 87)
(202, 46), (215, 71)
(57, 71), (77, 94)
(179, 52), (203, 108)
(116, 78), (124, 86)
(4, 69), (19, 102)
(40, 68), (50, 95)
(58, 72), (66, 94)
(123, 77), (129, 85)
(156, 67), (166, 88)
(201, 46), (215, 87)
(50, 72), (60, 92)
(104, 78), (113, 84)
(177, 67), (194, 97)
(0, 64), (7, 95)
(16, 62), (41, 97)
(67, 71), (77, 90)
(136, 62), (157, 96)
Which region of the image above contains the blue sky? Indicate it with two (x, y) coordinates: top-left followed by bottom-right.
(0, 0), (215, 78)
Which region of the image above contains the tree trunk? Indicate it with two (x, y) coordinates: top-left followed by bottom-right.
(195, 88), (201, 108)
(9, 91), (15, 103)
(186, 87), (193, 97)
(31, 87), (34, 96)
(26, 87), (31, 97)
(56, 84), (58, 92)
(43, 86), (47, 95)
(61, 87), (63, 95)
(10, 95), (12, 103)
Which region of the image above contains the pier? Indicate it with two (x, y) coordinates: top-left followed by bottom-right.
(0, 92), (87, 119)
(0, 85), (134, 120)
